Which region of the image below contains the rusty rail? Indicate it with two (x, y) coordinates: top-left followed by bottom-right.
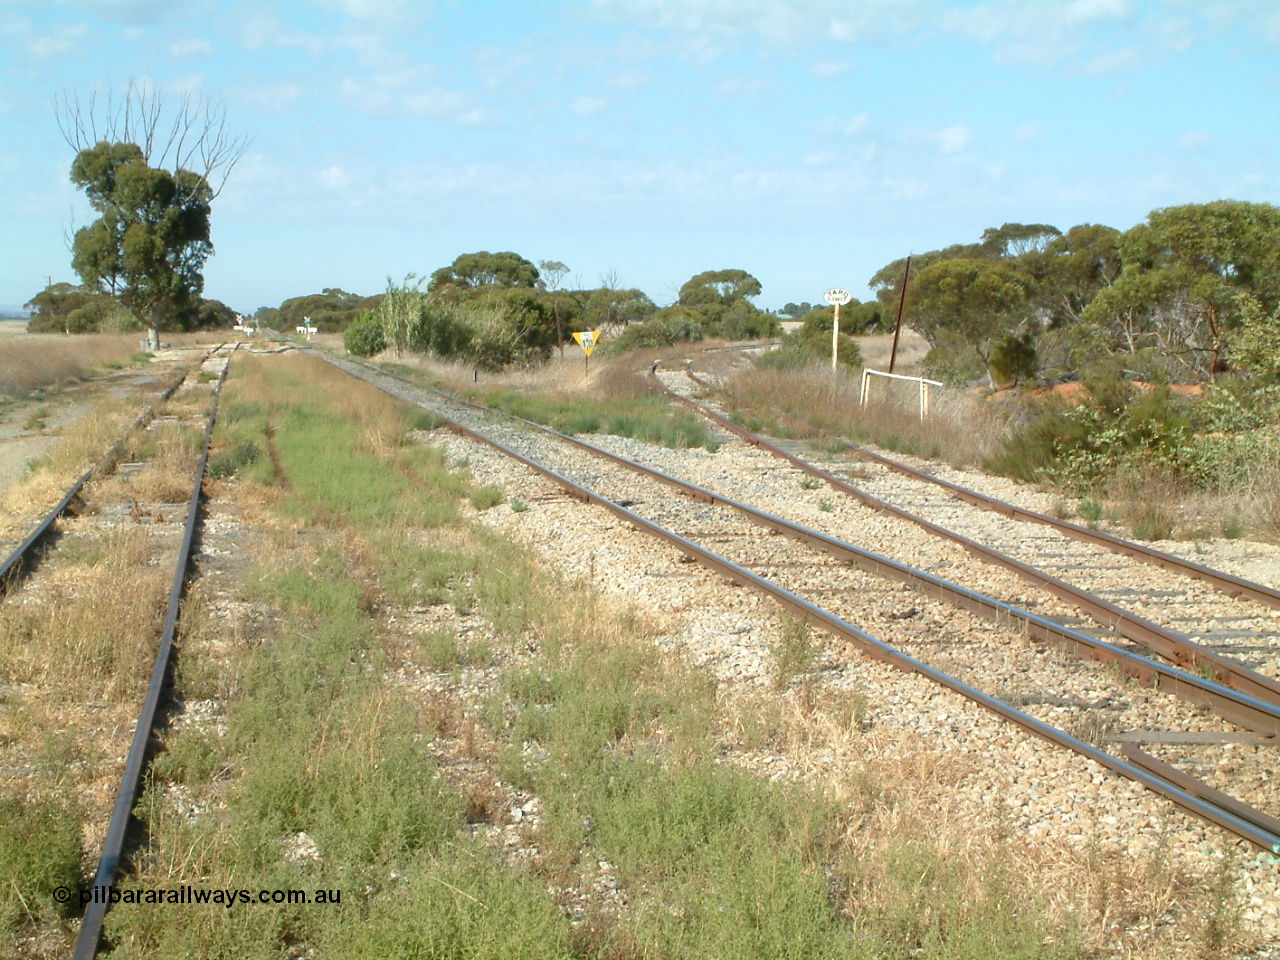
(0, 368), (196, 595)
(75, 349), (234, 959)
(319, 351), (1280, 854)
(653, 362), (1280, 709)
(322, 351), (1280, 735)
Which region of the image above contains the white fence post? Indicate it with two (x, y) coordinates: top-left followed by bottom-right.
(859, 369), (944, 421)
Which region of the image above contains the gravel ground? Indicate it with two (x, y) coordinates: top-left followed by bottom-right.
(319, 351), (1280, 952)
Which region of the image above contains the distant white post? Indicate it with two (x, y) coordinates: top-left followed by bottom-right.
(824, 287), (852, 369)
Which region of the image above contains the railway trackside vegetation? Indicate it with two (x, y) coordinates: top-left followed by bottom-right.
(389, 358), (724, 453)
(102, 350), (1089, 958)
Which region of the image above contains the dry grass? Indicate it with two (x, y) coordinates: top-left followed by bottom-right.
(719, 660), (1257, 960)
(721, 361), (1010, 468)
(384, 337), (738, 400)
(0, 525), (167, 700)
(0, 333), (144, 399)
(0, 396), (139, 543)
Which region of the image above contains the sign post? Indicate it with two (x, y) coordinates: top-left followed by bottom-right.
(572, 329), (601, 374)
(824, 288), (853, 369)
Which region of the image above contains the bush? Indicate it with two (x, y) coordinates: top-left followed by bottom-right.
(607, 312), (705, 352)
(756, 311), (862, 370)
(990, 331), (1038, 387)
(990, 375), (1193, 491)
(344, 309), (386, 356)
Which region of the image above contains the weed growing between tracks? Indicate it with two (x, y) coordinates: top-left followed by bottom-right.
(107, 351), (1080, 958)
(384, 355), (723, 452)
(0, 410), (215, 954)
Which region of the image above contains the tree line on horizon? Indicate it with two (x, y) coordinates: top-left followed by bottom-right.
(24, 81), (1280, 390)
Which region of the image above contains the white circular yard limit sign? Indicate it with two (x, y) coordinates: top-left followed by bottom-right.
(824, 288), (853, 369)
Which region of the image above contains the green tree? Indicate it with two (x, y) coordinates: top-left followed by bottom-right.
(68, 141), (212, 344)
(907, 258), (1031, 386)
(1082, 200), (1280, 381)
(582, 286), (656, 331)
(1024, 224), (1122, 326)
(58, 84), (248, 349)
(538, 260), (570, 358)
(989, 331), (1039, 388)
(678, 269), (762, 308)
(428, 251), (540, 300)
(979, 222), (1062, 258)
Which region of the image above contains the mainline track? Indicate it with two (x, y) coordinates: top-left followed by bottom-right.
(651, 362), (1280, 709)
(313, 349), (1280, 855)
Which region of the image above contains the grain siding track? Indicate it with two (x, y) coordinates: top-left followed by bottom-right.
(0, 345), (233, 959)
(311, 350), (1280, 858)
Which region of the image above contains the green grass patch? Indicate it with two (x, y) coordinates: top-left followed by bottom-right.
(1, 793), (83, 933)
(468, 388), (722, 452)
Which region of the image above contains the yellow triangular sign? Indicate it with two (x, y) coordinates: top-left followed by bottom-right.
(572, 329), (601, 356)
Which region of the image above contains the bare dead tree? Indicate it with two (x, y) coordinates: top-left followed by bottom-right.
(56, 80), (251, 202)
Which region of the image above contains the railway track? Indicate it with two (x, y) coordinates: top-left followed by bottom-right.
(652, 362), (1280, 701)
(0, 344), (233, 958)
(311, 349), (1280, 856)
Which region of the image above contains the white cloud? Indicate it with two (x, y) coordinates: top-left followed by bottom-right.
(815, 113), (870, 138)
(314, 0), (429, 25)
(938, 123), (972, 154)
(170, 37), (213, 60)
(64, 0), (178, 25)
(319, 164), (351, 189)
(1177, 131), (1211, 151)
(811, 59), (852, 77)
(571, 96), (608, 117)
(1013, 122), (1048, 144)
(338, 68), (481, 123)
(591, 0), (1279, 78)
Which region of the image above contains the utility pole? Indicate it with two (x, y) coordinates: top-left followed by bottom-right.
(888, 254), (912, 374)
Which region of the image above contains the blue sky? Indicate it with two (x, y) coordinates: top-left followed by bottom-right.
(2, 0), (1278, 314)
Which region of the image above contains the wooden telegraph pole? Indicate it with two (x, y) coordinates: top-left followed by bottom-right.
(825, 287), (853, 369)
(888, 255), (912, 374)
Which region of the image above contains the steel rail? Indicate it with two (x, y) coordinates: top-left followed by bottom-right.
(691, 362), (1280, 611)
(651, 362), (1280, 708)
(315, 353), (1280, 854)
(319, 352), (1280, 735)
(0, 368), (194, 594)
(74, 349), (234, 960)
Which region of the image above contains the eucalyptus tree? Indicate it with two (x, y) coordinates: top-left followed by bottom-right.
(1082, 201), (1280, 380)
(58, 83), (249, 349)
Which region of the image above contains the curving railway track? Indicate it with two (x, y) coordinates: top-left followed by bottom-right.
(656, 363), (1280, 697)
(311, 349), (1280, 858)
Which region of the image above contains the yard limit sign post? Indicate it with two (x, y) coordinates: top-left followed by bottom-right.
(825, 288), (853, 369)
(573, 329), (601, 374)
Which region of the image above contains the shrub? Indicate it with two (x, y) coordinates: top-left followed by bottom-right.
(990, 331), (1039, 387)
(344, 309), (386, 356)
(756, 311), (861, 370)
(607, 311), (704, 352)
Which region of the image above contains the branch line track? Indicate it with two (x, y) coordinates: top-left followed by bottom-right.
(651, 362), (1280, 708)
(308, 349), (1280, 855)
(0, 363), (200, 594)
(69, 345), (234, 958)
(0, 344), (234, 958)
